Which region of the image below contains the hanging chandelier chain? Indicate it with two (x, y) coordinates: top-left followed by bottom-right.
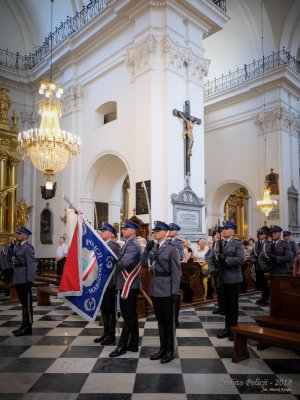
(256, 0), (277, 217)
(50, 0), (54, 82)
(17, 0), (80, 189)
(260, 0), (267, 178)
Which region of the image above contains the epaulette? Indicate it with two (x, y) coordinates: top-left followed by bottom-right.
(167, 241), (176, 246)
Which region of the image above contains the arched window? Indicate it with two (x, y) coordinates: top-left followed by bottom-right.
(40, 203), (53, 244)
(95, 101), (117, 128)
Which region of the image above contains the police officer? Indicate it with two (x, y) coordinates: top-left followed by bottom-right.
(206, 227), (224, 314)
(168, 223), (185, 261)
(283, 230), (297, 271)
(168, 223), (184, 327)
(0, 236), (15, 295)
(12, 226), (37, 336)
(94, 222), (121, 345)
(250, 227), (270, 305)
(208, 221), (245, 341)
(141, 221), (181, 364)
(259, 225), (293, 276)
(109, 219), (141, 357)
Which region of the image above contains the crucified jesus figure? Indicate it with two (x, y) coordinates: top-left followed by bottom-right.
(178, 111), (195, 158)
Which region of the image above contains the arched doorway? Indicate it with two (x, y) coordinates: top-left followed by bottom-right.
(206, 182), (253, 239)
(224, 187), (249, 239)
(81, 154), (130, 233)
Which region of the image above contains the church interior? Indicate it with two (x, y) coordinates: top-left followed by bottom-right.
(0, 0), (300, 398)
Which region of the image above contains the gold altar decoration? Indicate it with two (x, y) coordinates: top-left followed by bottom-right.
(60, 208), (68, 225)
(224, 187), (249, 239)
(0, 87), (21, 246)
(16, 199), (33, 227)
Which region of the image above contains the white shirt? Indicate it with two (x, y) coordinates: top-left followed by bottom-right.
(56, 243), (68, 258)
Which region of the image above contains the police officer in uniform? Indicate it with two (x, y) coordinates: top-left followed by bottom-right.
(12, 226), (37, 336)
(283, 230), (297, 271)
(168, 223), (184, 327)
(250, 228), (270, 305)
(168, 223), (185, 261)
(109, 219), (141, 357)
(94, 222), (121, 345)
(259, 225), (293, 276)
(208, 221), (245, 341)
(206, 227), (224, 314)
(0, 236), (15, 295)
(141, 221), (181, 363)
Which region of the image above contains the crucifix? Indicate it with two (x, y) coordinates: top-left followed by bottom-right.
(173, 100), (201, 177)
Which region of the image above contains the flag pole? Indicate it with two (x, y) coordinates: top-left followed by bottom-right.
(63, 194), (78, 213)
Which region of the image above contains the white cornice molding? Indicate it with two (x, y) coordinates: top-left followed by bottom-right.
(255, 107), (300, 137)
(62, 83), (84, 115)
(124, 1), (210, 34)
(204, 76), (300, 113)
(162, 35), (210, 83)
(125, 33), (210, 84)
(124, 34), (159, 78)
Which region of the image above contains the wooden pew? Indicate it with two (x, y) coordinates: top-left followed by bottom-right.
(35, 276), (61, 285)
(231, 323), (300, 362)
(0, 280), (18, 303)
(254, 316), (300, 333)
(37, 286), (59, 306)
(181, 261), (204, 302)
(255, 276), (300, 333)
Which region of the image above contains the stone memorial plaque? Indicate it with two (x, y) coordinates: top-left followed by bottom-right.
(136, 180), (151, 215)
(171, 181), (204, 241)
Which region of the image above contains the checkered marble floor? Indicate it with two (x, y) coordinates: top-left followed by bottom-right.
(0, 291), (299, 400)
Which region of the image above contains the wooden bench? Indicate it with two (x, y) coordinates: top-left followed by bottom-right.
(35, 276), (61, 285)
(255, 316), (300, 333)
(231, 323), (300, 363)
(33, 280), (49, 287)
(0, 280), (18, 303)
(37, 286), (59, 306)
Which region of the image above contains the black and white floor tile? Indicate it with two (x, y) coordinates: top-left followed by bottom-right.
(0, 291), (299, 399)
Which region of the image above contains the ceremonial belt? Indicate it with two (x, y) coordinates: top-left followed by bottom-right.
(153, 271), (171, 277)
(14, 263), (26, 268)
(121, 263), (141, 299)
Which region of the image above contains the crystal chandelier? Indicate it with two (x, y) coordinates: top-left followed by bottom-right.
(257, 183), (277, 217)
(18, 0), (80, 189)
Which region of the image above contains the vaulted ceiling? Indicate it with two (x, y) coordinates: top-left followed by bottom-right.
(0, 0), (299, 80)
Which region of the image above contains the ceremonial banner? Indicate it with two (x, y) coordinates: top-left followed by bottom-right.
(58, 213), (118, 322)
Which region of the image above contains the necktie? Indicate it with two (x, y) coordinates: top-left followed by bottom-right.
(224, 240), (227, 247)
(157, 243), (160, 250)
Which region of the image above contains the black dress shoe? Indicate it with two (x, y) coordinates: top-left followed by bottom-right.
(150, 350), (166, 360)
(217, 329), (230, 339)
(14, 327), (32, 337)
(101, 336), (115, 346)
(109, 346), (127, 357)
(160, 352), (174, 364)
(94, 334), (108, 343)
(12, 326), (23, 334)
(212, 307), (222, 314)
